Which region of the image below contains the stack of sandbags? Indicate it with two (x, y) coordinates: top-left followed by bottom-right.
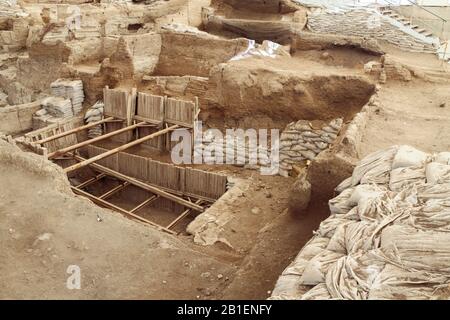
(270, 145), (450, 300)
(193, 118), (341, 176)
(84, 101), (104, 138)
(193, 133), (277, 174)
(32, 108), (65, 130)
(278, 118), (342, 176)
(0, 0), (28, 17)
(41, 96), (73, 118)
(50, 79), (84, 115)
(32, 108), (52, 129)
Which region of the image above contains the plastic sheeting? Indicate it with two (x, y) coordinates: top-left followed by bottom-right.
(229, 40), (288, 61)
(270, 145), (450, 300)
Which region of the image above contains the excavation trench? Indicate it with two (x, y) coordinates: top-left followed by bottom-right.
(3, 14), (381, 299)
(69, 168), (201, 235)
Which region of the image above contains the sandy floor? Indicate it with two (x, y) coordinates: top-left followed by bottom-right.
(1, 0), (450, 300)
(360, 81), (450, 157)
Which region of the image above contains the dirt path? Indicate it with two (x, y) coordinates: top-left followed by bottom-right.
(361, 81), (450, 157)
(0, 141), (236, 299)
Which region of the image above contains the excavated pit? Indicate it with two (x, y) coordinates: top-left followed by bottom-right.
(69, 168), (199, 234)
(3, 0), (422, 300)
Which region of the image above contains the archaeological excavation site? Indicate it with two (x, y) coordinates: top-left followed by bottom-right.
(1, 0), (450, 302)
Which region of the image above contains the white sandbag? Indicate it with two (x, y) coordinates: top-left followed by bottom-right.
(426, 162), (450, 185)
(325, 252), (385, 300)
(367, 263), (448, 300)
(380, 225), (450, 273)
(273, 145), (450, 300)
(335, 177), (352, 194)
(434, 152), (450, 165)
(351, 146), (399, 186)
(329, 187), (355, 215)
(406, 199), (450, 232)
(392, 145), (428, 170)
(316, 215), (354, 238)
(389, 166), (426, 191)
(301, 283), (332, 300)
(341, 206), (360, 221)
(327, 221), (378, 255)
(86, 115), (102, 122)
(270, 236), (330, 299)
(348, 184), (386, 206)
(417, 183), (450, 202)
(269, 275), (311, 300)
(35, 108), (47, 116)
(299, 250), (345, 285)
(84, 108), (101, 119)
(283, 237), (331, 276)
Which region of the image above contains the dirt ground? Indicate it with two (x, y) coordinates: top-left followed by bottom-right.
(361, 81), (450, 157)
(1, 0), (450, 301)
(0, 139), (324, 299)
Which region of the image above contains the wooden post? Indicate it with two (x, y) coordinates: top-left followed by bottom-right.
(34, 117), (115, 145)
(48, 122), (148, 159)
(76, 173), (106, 189)
(167, 200), (203, 230)
(98, 182), (129, 200)
(70, 153), (204, 212)
(64, 125), (179, 173)
(130, 195), (159, 213)
(126, 88), (137, 128)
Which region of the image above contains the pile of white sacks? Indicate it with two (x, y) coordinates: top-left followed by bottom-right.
(41, 96), (73, 118)
(32, 79), (85, 129)
(50, 79), (84, 115)
(84, 101), (104, 138)
(194, 118), (342, 176)
(33, 97), (73, 129)
(271, 145), (450, 300)
(279, 118), (342, 175)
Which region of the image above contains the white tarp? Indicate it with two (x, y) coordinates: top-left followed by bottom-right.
(229, 40), (289, 61)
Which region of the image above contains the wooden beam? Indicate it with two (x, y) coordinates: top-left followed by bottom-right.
(71, 186), (176, 235)
(99, 182), (129, 200)
(70, 154), (204, 212)
(133, 115), (163, 126)
(167, 200), (203, 230)
(76, 173), (106, 189)
(35, 117), (115, 145)
(48, 122), (148, 159)
(64, 125), (179, 173)
(130, 195), (159, 213)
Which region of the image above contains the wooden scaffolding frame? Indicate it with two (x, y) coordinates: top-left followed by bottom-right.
(26, 87), (211, 235)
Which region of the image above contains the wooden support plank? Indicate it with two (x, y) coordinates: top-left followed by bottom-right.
(165, 119), (194, 128)
(130, 195), (159, 213)
(34, 117), (115, 145)
(167, 200), (203, 230)
(48, 122), (147, 159)
(133, 115), (163, 126)
(76, 173), (106, 189)
(99, 182), (130, 200)
(70, 154), (204, 212)
(64, 125), (179, 173)
(71, 186), (177, 235)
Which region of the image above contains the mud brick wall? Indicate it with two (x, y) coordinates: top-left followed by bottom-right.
(155, 32), (249, 77)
